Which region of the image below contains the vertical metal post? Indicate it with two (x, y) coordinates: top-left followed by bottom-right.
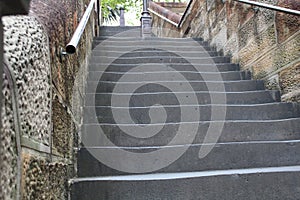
(119, 7), (125, 27)
(140, 0), (152, 38)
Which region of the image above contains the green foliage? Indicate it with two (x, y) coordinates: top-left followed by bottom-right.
(102, 0), (140, 22)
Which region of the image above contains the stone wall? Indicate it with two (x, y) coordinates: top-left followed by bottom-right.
(1, 0), (96, 199)
(151, 0), (300, 102)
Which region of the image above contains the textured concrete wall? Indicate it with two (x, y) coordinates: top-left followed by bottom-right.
(1, 63), (18, 200)
(1, 0), (95, 199)
(151, 0), (300, 102)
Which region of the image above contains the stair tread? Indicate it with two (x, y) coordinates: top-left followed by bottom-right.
(77, 141), (300, 176)
(71, 170), (300, 200)
(71, 165), (300, 182)
(71, 28), (300, 199)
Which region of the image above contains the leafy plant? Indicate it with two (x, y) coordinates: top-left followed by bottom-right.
(101, 0), (141, 23)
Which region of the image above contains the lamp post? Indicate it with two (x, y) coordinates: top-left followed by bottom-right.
(119, 7), (125, 27)
(140, 0), (152, 38)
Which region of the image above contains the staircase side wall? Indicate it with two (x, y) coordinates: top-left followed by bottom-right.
(1, 0), (95, 199)
(151, 0), (300, 102)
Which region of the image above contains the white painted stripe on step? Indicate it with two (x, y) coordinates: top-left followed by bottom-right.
(82, 140), (300, 150)
(92, 80), (251, 83)
(85, 102), (289, 108)
(89, 63), (234, 66)
(69, 165), (300, 183)
(88, 71), (237, 75)
(84, 117), (300, 126)
(86, 90), (271, 95)
(92, 50), (210, 53)
(94, 39), (204, 43)
(92, 56), (218, 60)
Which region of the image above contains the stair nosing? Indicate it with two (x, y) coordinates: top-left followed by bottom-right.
(85, 90), (277, 95)
(70, 165), (300, 183)
(83, 117), (300, 126)
(87, 80), (261, 84)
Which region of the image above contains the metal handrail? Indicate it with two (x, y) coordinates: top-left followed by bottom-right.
(65, 0), (96, 54)
(177, 0), (193, 28)
(234, 0), (300, 16)
(151, 0), (299, 29)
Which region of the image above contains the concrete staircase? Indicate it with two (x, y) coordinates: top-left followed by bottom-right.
(69, 26), (300, 199)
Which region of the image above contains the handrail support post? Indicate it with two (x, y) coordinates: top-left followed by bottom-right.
(140, 0), (152, 38)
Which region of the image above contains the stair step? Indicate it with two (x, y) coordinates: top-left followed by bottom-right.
(81, 118), (300, 147)
(92, 44), (218, 52)
(87, 71), (249, 81)
(91, 49), (220, 57)
(84, 103), (300, 123)
(71, 167), (300, 200)
(88, 63), (240, 72)
(71, 29), (300, 199)
(99, 26), (140, 36)
(77, 141), (300, 176)
(85, 90), (280, 106)
(92, 39), (210, 48)
(90, 56), (230, 65)
(86, 80), (264, 93)
(94, 36), (204, 41)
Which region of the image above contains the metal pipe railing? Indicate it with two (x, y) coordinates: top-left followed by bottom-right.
(65, 0), (96, 54)
(151, 0), (299, 29)
(177, 0), (193, 28)
(234, 0), (300, 16)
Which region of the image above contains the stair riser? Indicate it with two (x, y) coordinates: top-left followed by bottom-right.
(93, 43), (217, 52)
(90, 56), (231, 64)
(93, 45), (219, 52)
(87, 71), (247, 82)
(92, 41), (210, 49)
(71, 172), (300, 200)
(84, 103), (299, 123)
(88, 63), (240, 72)
(93, 38), (208, 43)
(81, 119), (300, 147)
(85, 91), (279, 106)
(94, 36), (204, 41)
(91, 50), (219, 57)
(99, 28), (140, 37)
(77, 142), (300, 176)
(86, 80), (264, 93)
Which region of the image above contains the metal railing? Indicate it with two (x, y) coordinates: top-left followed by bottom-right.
(150, 0), (299, 29)
(234, 0), (300, 16)
(64, 0), (98, 54)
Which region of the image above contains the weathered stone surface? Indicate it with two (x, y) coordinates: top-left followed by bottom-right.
(280, 62), (300, 101)
(52, 97), (75, 157)
(151, 0), (300, 102)
(2, 0), (94, 199)
(22, 153), (68, 200)
(265, 74), (280, 91)
(3, 16), (51, 145)
(1, 63), (18, 200)
(238, 25), (277, 67)
(156, 2), (187, 14)
(276, 0), (300, 43)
